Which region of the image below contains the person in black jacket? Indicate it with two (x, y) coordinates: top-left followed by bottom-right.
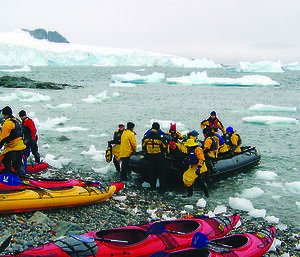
(108, 124), (125, 172)
(142, 122), (168, 193)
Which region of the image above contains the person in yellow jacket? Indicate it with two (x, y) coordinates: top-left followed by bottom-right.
(201, 111), (226, 135)
(203, 127), (219, 174)
(0, 106), (26, 175)
(225, 126), (242, 155)
(182, 130), (209, 198)
(119, 122), (137, 181)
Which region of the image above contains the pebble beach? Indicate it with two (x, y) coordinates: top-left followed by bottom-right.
(0, 167), (299, 257)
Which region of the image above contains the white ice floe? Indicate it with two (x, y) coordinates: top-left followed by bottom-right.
(240, 187), (264, 199)
(196, 198), (206, 208)
(214, 205), (227, 215)
(82, 90), (111, 103)
(264, 215), (280, 224)
(44, 153), (71, 169)
(256, 170), (278, 180)
(92, 165), (110, 174)
(44, 103), (73, 109)
(248, 104), (297, 113)
(37, 116), (69, 131)
(228, 197), (254, 212)
(0, 64), (31, 72)
(111, 72), (165, 84)
(242, 116), (299, 125)
(166, 71), (280, 87)
(248, 209), (267, 218)
(109, 81), (136, 87)
(286, 181), (300, 192)
(0, 89), (51, 102)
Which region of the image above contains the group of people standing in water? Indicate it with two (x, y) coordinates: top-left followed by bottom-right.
(0, 105), (41, 176)
(108, 111), (242, 198)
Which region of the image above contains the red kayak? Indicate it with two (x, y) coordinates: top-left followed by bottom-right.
(2, 214), (240, 257)
(0, 173), (124, 194)
(0, 162), (49, 174)
(151, 226), (276, 257)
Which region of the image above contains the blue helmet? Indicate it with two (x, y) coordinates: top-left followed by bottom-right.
(226, 126), (234, 133)
(190, 129), (199, 137)
(210, 111), (216, 116)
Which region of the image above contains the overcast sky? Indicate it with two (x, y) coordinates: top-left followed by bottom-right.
(1, 0), (300, 64)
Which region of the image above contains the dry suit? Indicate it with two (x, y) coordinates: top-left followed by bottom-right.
(182, 138), (209, 197)
(226, 132), (242, 153)
(142, 129), (168, 193)
(201, 117), (226, 135)
(108, 129), (124, 172)
(0, 116), (26, 175)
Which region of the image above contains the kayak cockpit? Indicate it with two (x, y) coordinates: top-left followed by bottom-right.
(210, 235), (249, 249)
(95, 229), (149, 245)
(162, 220), (200, 234)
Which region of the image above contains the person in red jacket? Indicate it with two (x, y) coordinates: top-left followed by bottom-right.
(18, 110), (41, 164)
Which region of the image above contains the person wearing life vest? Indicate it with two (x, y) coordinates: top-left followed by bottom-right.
(182, 130), (209, 198)
(120, 122), (137, 181)
(203, 127), (219, 174)
(18, 110), (41, 164)
(167, 123), (182, 143)
(201, 111), (226, 135)
(225, 126), (242, 155)
(213, 132), (229, 154)
(0, 106), (26, 175)
(108, 123), (125, 172)
(142, 122), (168, 193)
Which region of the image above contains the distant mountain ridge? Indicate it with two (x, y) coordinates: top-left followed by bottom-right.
(22, 28), (69, 43)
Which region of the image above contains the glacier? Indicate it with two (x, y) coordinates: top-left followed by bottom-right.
(0, 30), (221, 68)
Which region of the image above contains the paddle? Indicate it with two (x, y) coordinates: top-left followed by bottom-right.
(146, 222), (185, 235)
(0, 235), (12, 253)
(0, 173), (53, 198)
(69, 234), (129, 244)
(192, 232), (232, 248)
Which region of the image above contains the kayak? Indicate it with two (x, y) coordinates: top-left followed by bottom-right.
(0, 161), (49, 174)
(0, 173), (124, 194)
(151, 226), (276, 257)
(0, 184), (116, 214)
(129, 146), (261, 184)
(3, 214), (240, 257)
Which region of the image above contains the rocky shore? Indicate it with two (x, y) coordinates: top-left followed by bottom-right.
(0, 167), (299, 256)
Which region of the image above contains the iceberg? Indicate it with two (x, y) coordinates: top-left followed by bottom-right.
(282, 62), (300, 71)
(111, 72), (165, 84)
(0, 30), (221, 68)
(227, 61), (285, 73)
(248, 104), (297, 113)
(242, 116), (300, 125)
(166, 71), (280, 87)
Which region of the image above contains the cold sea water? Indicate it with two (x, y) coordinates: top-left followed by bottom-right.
(0, 66), (299, 229)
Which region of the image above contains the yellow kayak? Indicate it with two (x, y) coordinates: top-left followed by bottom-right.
(0, 185), (116, 214)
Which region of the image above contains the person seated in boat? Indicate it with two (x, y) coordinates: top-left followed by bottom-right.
(213, 131), (229, 156)
(182, 130), (209, 198)
(120, 122), (137, 181)
(224, 126), (242, 156)
(201, 111), (226, 135)
(167, 122), (184, 160)
(0, 106), (26, 176)
(18, 110), (41, 164)
(142, 122), (168, 193)
(202, 128), (219, 173)
(167, 123), (182, 143)
(107, 123), (125, 172)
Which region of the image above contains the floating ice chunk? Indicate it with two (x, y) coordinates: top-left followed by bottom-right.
(112, 72), (165, 84)
(0, 64), (31, 72)
(282, 62), (300, 71)
(184, 205), (194, 210)
(229, 197), (254, 212)
(286, 181), (300, 192)
(256, 170), (278, 180)
(248, 209), (266, 218)
(269, 238), (282, 252)
(272, 195), (282, 200)
(207, 211), (215, 218)
(110, 81), (136, 87)
(265, 215), (280, 224)
(148, 119), (185, 131)
(56, 126), (88, 132)
(296, 201), (300, 208)
(166, 71), (280, 87)
(44, 153), (71, 169)
(248, 104), (297, 113)
(214, 205), (227, 214)
(0, 89), (51, 102)
(44, 103), (72, 109)
(242, 116), (299, 125)
(81, 145), (100, 155)
(92, 165), (110, 174)
(38, 116), (69, 131)
(235, 60), (284, 73)
(240, 187), (264, 199)
(82, 90), (110, 103)
(196, 198), (206, 208)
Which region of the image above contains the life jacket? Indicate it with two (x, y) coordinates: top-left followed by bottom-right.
(187, 145), (199, 165)
(114, 129), (124, 144)
(207, 136), (218, 151)
(169, 130), (180, 143)
(214, 133), (225, 146)
(3, 117), (23, 143)
(143, 130), (167, 154)
(21, 117), (32, 141)
(228, 132), (242, 146)
(208, 117), (219, 132)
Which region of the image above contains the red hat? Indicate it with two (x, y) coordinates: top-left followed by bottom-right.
(170, 123), (176, 131)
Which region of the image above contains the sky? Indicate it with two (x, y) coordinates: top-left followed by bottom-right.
(1, 0), (300, 64)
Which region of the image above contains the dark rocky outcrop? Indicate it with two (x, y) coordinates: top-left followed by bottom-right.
(0, 75), (80, 89)
(22, 28), (69, 43)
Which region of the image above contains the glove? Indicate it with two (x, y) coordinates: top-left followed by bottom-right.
(195, 166), (201, 176)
